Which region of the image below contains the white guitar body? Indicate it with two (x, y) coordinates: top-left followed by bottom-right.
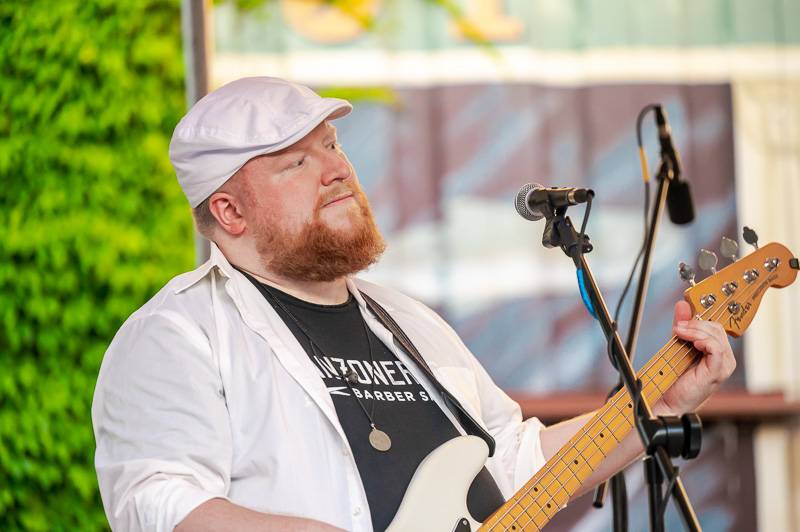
(387, 436), (489, 532)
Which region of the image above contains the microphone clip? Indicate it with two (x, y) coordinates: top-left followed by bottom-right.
(542, 208), (593, 255)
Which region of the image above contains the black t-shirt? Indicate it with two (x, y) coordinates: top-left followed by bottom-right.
(240, 273), (505, 531)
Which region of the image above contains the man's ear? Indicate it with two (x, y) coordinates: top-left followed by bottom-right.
(209, 191), (247, 236)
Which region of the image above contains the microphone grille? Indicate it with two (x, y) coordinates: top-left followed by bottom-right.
(515, 182), (544, 221)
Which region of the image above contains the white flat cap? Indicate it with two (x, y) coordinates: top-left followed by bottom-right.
(169, 77), (352, 208)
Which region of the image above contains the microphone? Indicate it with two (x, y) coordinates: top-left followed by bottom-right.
(655, 106), (695, 225)
(515, 183), (594, 221)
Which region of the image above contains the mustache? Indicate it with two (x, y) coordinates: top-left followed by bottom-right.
(317, 184), (362, 209)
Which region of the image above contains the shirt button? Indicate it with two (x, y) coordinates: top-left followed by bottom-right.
(353, 507), (362, 516)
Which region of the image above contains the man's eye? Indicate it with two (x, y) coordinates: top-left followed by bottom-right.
(292, 157), (305, 167)
(329, 142), (340, 150)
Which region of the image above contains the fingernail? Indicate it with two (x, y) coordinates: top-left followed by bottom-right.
(676, 321), (688, 327)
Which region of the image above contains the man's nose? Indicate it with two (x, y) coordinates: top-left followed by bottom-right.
(320, 149), (351, 186)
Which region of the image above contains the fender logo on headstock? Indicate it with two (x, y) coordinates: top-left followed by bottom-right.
(728, 301), (753, 331)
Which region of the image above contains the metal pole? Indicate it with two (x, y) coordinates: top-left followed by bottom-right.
(181, 0), (211, 266)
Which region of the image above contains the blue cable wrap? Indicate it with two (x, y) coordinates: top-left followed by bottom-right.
(576, 268), (597, 319)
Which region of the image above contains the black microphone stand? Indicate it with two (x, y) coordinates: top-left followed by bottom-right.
(538, 198), (703, 532)
(594, 157), (675, 531)
(593, 104), (699, 531)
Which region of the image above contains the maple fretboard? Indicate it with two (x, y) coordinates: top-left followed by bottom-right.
(480, 334), (702, 531)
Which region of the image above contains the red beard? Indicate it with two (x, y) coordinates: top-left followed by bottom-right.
(253, 185), (386, 282)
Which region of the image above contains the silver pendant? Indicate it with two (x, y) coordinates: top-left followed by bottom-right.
(368, 427), (392, 452)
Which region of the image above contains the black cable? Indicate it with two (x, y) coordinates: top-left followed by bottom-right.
(613, 104), (658, 329)
(613, 180), (650, 325)
(659, 466), (680, 518)
(579, 193), (593, 239)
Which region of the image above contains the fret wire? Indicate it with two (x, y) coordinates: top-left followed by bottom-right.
(504, 346), (691, 529)
(504, 509), (525, 531)
(563, 440), (596, 471)
(646, 342), (687, 389)
(496, 513), (521, 532)
(519, 493), (544, 517)
(522, 496), (560, 525)
(660, 344), (692, 377)
(498, 376), (664, 525)
(510, 341), (690, 528)
(543, 471), (570, 502)
(514, 364), (672, 526)
(557, 456), (583, 486)
(592, 415), (625, 450)
(488, 284), (748, 530)
(524, 504), (543, 530)
(651, 359), (679, 384)
(608, 412), (631, 434)
(646, 364), (671, 389)
(515, 505), (537, 531)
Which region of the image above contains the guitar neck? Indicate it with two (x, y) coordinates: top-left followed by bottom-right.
(481, 337), (702, 531)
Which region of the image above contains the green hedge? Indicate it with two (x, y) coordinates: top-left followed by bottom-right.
(0, 1), (193, 529)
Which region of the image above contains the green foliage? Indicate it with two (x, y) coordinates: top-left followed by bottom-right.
(0, 1), (193, 529)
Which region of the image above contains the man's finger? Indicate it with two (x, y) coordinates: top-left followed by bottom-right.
(673, 322), (712, 342)
(673, 300), (693, 327)
(675, 318), (727, 341)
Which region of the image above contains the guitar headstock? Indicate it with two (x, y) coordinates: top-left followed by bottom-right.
(683, 242), (798, 337)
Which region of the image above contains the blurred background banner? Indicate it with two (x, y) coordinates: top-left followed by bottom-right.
(211, 3), (800, 528)
(2, 1), (798, 530)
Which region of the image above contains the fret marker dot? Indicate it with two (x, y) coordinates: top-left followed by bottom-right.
(533, 486), (538, 492)
(547, 503), (552, 509)
(659, 370), (664, 376)
(628, 403), (632, 408)
(573, 459), (578, 465)
(600, 432), (604, 438)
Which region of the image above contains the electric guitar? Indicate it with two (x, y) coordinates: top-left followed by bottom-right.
(387, 241), (798, 532)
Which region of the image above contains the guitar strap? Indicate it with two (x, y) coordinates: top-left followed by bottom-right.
(360, 290), (496, 457)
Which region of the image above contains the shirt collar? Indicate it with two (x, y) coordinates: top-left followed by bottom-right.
(173, 241), (236, 294)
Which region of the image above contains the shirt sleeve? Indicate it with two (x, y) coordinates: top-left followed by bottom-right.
(92, 311), (233, 532)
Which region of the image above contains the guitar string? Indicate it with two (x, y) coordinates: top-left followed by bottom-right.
(491, 337), (703, 530)
(492, 302), (727, 532)
(497, 289), (738, 532)
(493, 284), (747, 531)
(486, 282), (749, 531)
(499, 367), (681, 532)
(494, 258), (771, 529)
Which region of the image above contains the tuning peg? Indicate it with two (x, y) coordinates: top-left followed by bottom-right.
(720, 236), (738, 262)
(679, 262), (696, 286)
(743, 226), (759, 249)
(698, 249), (718, 274)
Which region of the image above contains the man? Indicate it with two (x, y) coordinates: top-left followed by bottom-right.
(92, 77), (736, 532)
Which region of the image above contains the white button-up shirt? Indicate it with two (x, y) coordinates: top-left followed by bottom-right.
(92, 242), (546, 532)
